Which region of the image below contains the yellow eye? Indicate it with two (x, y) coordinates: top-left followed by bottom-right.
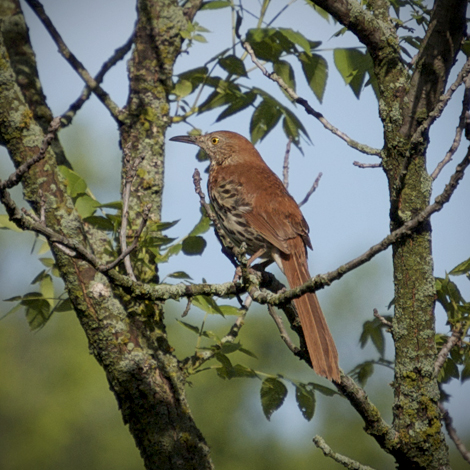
(211, 137), (219, 145)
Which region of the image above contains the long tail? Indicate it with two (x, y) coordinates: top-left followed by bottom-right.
(281, 237), (340, 382)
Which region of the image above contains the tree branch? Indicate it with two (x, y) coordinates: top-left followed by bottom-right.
(25, 0), (124, 123)
(313, 435), (378, 470)
(412, 56), (470, 148)
(438, 403), (470, 464)
(434, 327), (463, 376)
(60, 34), (133, 128)
(431, 71), (470, 180)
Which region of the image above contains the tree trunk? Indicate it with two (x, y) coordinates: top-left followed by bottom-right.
(0, 1), (213, 468)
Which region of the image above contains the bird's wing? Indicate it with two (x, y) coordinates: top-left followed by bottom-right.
(238, 164), (311, 254)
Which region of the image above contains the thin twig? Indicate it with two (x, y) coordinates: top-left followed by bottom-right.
(120, 146), (145, 281)
(61, 35), (133, 128)
(434, 327), (463, 376)
(438, 402), (470, 464)
(373, 308), (393, 328)
(411, 56), (470, 146)
(25, 0), (123, 123)
(313, 435), (377, 470)
(242, 41), (382, 157)
(353, 161), (382, 169)
(192, 168), (216, 221)
(182, 298), (192, 317)
(431, 74), (470, 180)
(0, 117), (60, 190)
(101, 204), (150, 272)
(267, 304), (299, 354)
(282, 137), (292, 189)
(298, 172), (322, 207)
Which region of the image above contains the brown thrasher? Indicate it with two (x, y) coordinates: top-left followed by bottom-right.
(170, 131), (340, 382)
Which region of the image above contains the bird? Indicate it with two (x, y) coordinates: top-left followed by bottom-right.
(170, 131), (340, 382)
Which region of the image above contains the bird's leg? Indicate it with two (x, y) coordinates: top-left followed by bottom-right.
(233, 248), (266, 282)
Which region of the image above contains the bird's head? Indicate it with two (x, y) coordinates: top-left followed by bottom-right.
(170, 131), (255, 166)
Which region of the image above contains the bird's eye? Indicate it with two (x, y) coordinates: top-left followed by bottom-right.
(211, 137), (219, 145)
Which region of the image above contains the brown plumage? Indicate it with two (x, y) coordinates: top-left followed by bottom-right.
(170, 131), (340, 382)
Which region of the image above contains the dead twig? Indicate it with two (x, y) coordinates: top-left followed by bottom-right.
(373, 308), (393, 328)
(431, 73), (470, 180)
(299, 172), (322, 207)
(282, 137), (292, 189)
(61, 35), (133, 128)
(434, 327), (463, 376)
(25, 0), (123, 123)
(438, 402), (470, 464)
(267, 304), (299, 354)
(353, 161), (382, 169)
(120, 146), (146, 281)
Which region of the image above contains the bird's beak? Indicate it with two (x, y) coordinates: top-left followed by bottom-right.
(169, 135), (198, 145)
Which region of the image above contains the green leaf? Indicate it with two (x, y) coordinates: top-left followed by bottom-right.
(58, 166), (87, 197)
(168, 271), (193, 280)
(281, 107), (311, 148)
(83, 215), (115, 231)
(350, 361), (374, 387)
(274, 60), (296, 92)
(311, 383), (340, 397)
(239, 347), (258, 359)
(360, 318), (385, 357)
(54, 297), (73, 313)
(295, 383), (316, 421)
(40, 274), (54, 305)
(462, 39), (470, 57)
(218, 305), (242, 316)
(308, 3), (330, 22)
(0, 214), (23, 232)
(298, 52), (328, 102)
(461, 356), (470, 383)
(246, 28), (292, 62)
(21, 294), (52, 330)
(219, 55), (247, 77)
(173, 79), (193, 98)
(216, 90), (257, 122)
(192, 295), (224, 315)
(31, 269), (48, 285)
(176, 319), (201, 335)
(193, 34), (207, 43)
(75, 195), (100, 218)
(229, 364), (258, 379)
(189, 213), (211, 237)
(178, 66), (209, 89)
(438, 358), (459, 384)
(199, 89), (232, 113)
(39, 257), (55, 268)
(260, 377), (288, 420)
(449, 257), (470, 276)
(250, 98), (282, 144)
(182, 236), (207, 256)
(150, 220), (180, 232)
(278, 28), (312, 56)
(200, 0), (232, 9)
(98, 201), (123, 210)
(333, 48), (373, 99)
